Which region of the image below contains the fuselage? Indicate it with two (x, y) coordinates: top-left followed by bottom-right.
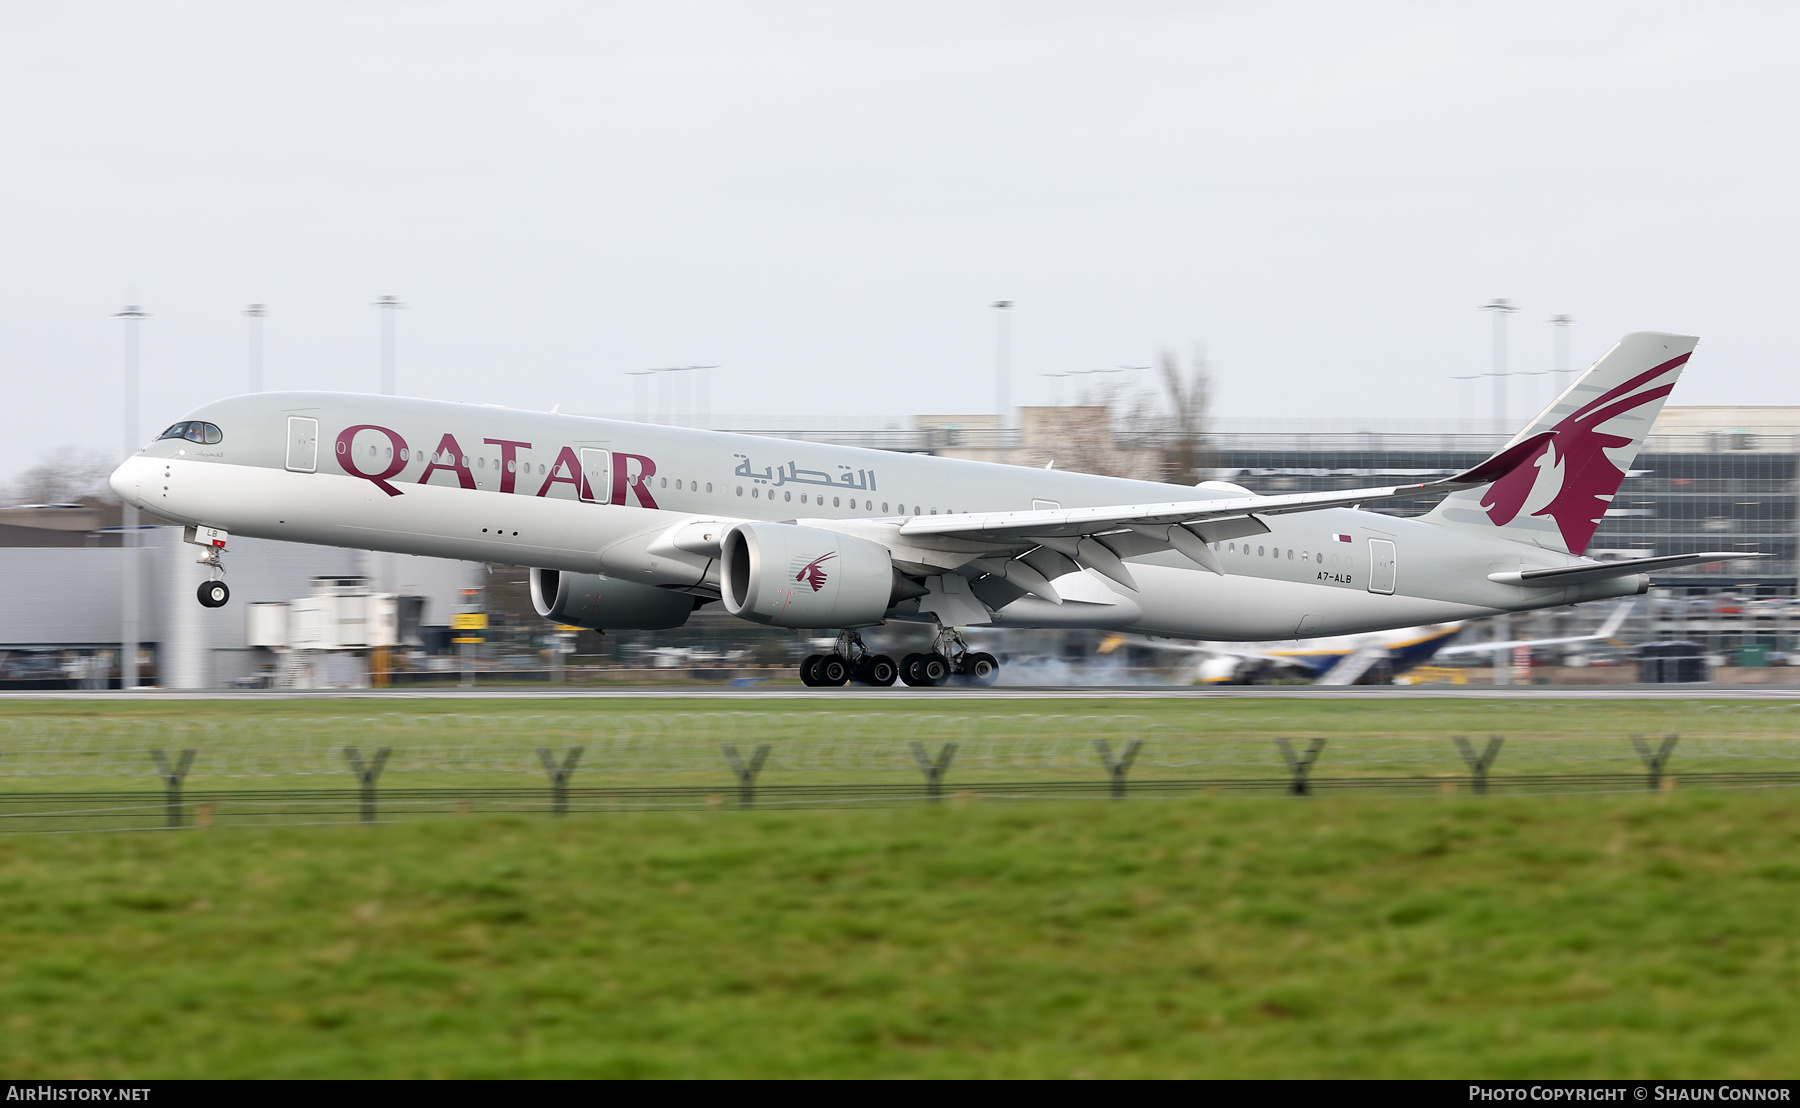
(112, 392), (1642, 641)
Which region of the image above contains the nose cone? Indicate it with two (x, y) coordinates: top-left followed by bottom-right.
(109, 457), (146, 506)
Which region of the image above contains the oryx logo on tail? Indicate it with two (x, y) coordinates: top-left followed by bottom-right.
(795, 552), (836, 592)
(1479, 352), (1688, 554)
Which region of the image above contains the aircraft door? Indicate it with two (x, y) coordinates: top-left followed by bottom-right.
(579, 448), (611, 504)
(1367, 539), (1396, 595)
(285, 417), (318, 473)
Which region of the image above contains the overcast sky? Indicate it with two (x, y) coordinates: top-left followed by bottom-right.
(3, 1), (1797, 478)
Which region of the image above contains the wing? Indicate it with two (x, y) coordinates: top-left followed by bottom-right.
(877, 432), (1555, 601)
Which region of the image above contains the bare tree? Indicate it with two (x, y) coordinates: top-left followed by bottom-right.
(1157, 345), (1213, 483)
(1019, 347), (1216, 483)
(3, 447), (122, 506)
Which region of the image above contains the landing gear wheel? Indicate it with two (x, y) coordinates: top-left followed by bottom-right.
(196, 580), (230, 608)
(900, 652), (927, 687)
(861, 654), (898, 687)
(917, 653), (950, 686)
(963, 652), (1000, 686)
(818, 654), (851, 686)
(799, 653), (825, 686)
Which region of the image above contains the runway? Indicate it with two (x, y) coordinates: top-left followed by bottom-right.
(7, 685), (1800, 701)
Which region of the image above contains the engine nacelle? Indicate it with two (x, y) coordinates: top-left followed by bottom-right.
(721, 522), (898, 628)
(529, 568), (696, 631)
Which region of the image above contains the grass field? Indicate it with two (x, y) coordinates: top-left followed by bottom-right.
(2, 697), (1798, 1077)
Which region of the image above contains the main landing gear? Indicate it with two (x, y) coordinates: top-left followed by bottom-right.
(800, 627), (999, 689)
(902, 626), (998, 688)
(800, 630), (898, 687)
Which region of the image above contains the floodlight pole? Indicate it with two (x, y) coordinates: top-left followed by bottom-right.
(992, 301), (1013, 425)
(626, 370), (653, 423)
(243, 304), (267, 392)
(369, 296), (404, 594)
(1548, 314), (1576, 395)
(1478, 298), (1519, 435)
(115, 306), (149, 691)
(372, 295), (405, 396)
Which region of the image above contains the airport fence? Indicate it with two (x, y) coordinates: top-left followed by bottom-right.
(4, 706), (1800, 832)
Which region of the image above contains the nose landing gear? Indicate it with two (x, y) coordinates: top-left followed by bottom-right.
(186, 525), (230, 608)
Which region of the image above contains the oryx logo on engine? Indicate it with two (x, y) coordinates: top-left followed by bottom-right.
(793, 552), (836, 592)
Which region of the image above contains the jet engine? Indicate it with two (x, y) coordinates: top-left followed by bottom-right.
(529, 568), (697, 631)
(721, 522), (903, 628)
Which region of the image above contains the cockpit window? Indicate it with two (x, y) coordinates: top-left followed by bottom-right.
(158, 421), (222, 444)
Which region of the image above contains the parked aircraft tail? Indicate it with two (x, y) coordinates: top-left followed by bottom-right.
(1423, 331), (1696, 555)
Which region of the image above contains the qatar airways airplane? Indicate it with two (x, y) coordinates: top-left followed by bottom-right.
(111, 331), (1749, 688)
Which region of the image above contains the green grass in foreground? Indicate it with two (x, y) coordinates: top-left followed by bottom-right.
(1, 791), (1797, 1077)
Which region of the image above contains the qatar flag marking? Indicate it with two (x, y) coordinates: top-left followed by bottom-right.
(1331, 534), (1352, 543)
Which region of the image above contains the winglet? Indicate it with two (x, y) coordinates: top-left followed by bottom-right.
(1439, 431), (1556, 489)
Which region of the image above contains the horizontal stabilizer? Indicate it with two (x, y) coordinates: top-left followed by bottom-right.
(1438, 602), (1635, 654)
(1488, 552), (1763, 587)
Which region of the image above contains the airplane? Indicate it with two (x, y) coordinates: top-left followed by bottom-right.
(1100, 602), (1635, 685)
(111, 331), (1756, 688)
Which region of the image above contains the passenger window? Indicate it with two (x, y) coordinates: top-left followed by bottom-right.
(882, 502), (889, 513)
(833, 497), (841, 508)
(784, 491), (791, 501)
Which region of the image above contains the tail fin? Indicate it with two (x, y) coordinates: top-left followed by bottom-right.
(1424, 331), (1695, 555)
